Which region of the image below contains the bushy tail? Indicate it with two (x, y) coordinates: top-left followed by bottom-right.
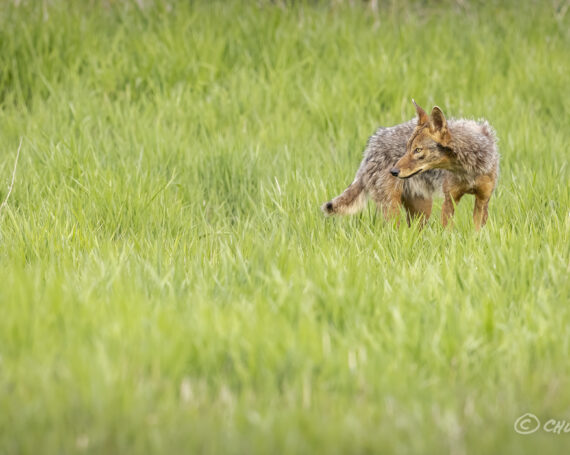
(321, 179), (366, 216)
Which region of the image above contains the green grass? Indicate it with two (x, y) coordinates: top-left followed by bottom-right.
(0, 0), (569, 453)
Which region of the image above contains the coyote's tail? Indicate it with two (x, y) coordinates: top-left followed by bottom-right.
(321, 179), (367, 216)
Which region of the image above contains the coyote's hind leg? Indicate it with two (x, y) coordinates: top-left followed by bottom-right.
(368, 182), (403, 224)
(402, 196), (433, 227)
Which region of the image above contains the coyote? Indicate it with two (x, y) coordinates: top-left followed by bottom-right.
(322, 100), (499, 229)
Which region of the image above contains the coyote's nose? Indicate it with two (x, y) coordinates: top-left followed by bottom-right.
(390, 168), (400, 177)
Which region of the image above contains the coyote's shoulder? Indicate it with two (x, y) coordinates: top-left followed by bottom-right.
(443, 118), (499, 181)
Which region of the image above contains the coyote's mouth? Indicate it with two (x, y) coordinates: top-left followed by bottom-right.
(399, 168), (424, 179)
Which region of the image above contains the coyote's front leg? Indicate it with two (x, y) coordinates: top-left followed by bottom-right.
(402, 195), (433, 227)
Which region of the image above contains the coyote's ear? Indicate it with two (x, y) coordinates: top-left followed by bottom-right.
(412, 99), (429, 125)
(430, 106), (447, 132)
(430, 106), (450, 144)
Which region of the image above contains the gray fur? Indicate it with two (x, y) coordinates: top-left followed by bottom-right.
(322, 119), (444, 216)
(445, 119), (499, 185)
(322, 116), (499, 218)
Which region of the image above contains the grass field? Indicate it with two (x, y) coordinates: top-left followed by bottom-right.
(0, 0), (569, 453)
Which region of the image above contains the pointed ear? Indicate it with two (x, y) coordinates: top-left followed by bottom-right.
(430, 106), (447, 132)
(412, 99), (428, 125)
(429, 106), (451, 145)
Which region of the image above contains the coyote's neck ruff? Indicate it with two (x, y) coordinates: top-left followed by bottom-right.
(322, 100), (499, 230)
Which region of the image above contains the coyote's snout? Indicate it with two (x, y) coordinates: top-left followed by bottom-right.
(322, 99), (499, 229)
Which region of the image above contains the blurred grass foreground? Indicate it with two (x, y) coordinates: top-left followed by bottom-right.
(0, 0), (569, 454)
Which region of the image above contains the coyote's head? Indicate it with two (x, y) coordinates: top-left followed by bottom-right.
(390, 100), (454, 179)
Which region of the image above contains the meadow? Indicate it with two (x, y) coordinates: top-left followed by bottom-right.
(0, 0), (569, 453)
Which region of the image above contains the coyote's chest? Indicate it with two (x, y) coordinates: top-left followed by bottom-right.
(402, 169), (445, 199)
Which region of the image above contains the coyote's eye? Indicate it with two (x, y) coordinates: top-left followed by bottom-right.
(413, 147), (422, 154)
